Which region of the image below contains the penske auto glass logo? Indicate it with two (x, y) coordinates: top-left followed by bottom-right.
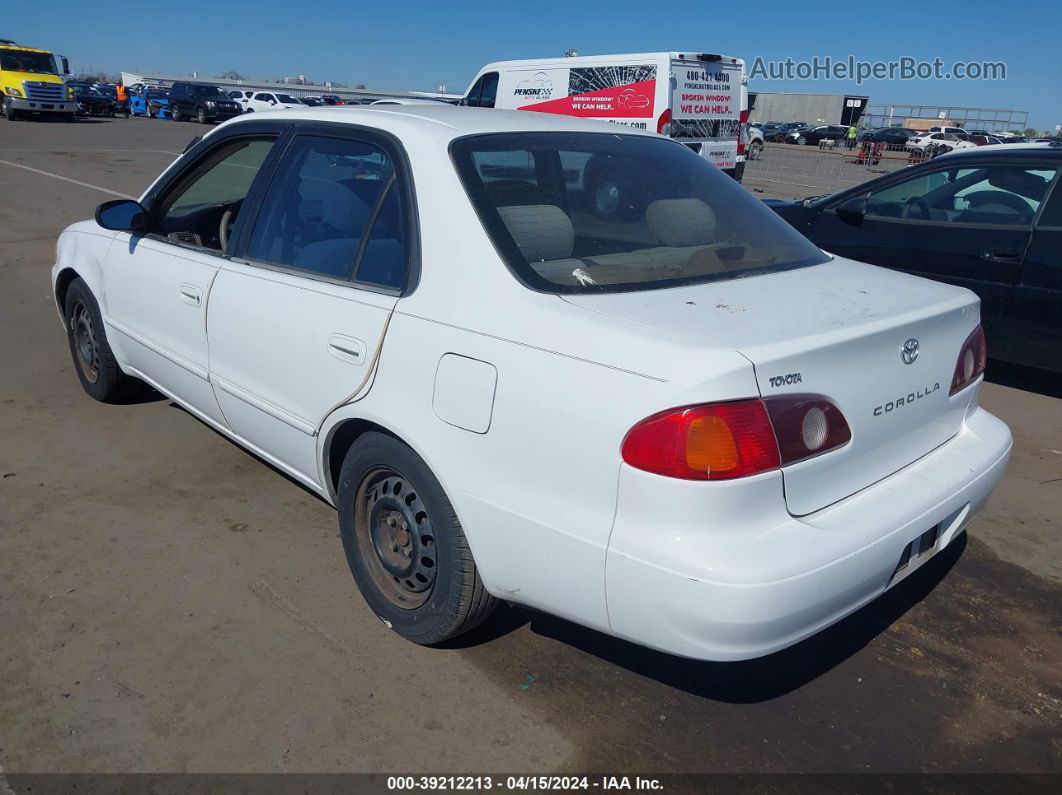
(514, 72), (553, 100)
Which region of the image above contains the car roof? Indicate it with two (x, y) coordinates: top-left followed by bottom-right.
(216, 104), (661, 141)
(936, 141), (1062, 159)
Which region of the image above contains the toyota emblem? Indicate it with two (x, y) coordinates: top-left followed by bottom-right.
(901, 338), (919, 365)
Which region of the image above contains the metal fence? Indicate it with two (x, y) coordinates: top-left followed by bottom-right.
(743, 140), (924, 195)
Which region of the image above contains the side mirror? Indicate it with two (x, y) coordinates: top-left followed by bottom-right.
(61, 56), (70, 75)
(835, 195), (868, 227)
(269, 99), (276, 105)
(95, 199), (146, 232)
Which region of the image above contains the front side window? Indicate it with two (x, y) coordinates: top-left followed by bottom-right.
(245, 135), (408, 287)
(865, 165), (1057, 225)
(451, 132), (828, 294)
(153, 138), (276, 251)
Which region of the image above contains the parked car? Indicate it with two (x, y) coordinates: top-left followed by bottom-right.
(129, 87), (169, 117)
(787, 125), (848, 145)
(762, 122), (803, 142)
(53, 106), (1012, 661)
(319, 94), (345, 105)
(999, 136), (1031, 144)
(906, 131), (963, 154)
(67, 83), (114, 116)
(167, 82), (240, 123)
(863, 127), (919, 148)
(967, 135), (1004, 147)
(929, 125), (968, 139)
(745, 124), (764, 160)
(229, 90), (253, 111)
(242, 91), (304, 112)
(300, 96), (323, 107)
(765, 145), (1062, 373)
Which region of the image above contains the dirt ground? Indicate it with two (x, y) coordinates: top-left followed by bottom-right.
(0, 117), (1059, 778)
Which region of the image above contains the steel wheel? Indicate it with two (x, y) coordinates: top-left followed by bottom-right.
(70, 299), (100, 384)
(353, 466), (437, 609)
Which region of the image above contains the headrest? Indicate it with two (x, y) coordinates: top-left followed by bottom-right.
(299, 180), (372, 236)
(646, 199), (717, 247)
(497, 205), (574, 262)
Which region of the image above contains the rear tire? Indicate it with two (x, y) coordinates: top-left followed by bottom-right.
(171, 105), (181, 122)
(748, 141), (763, 160)
(337, 432), (497, 645)
(63, 278), (134, 403)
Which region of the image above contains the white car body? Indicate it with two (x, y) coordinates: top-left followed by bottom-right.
(51, 106), (1011, 661)
(243, 91), (304, 112)
(907, 131), (963, 152)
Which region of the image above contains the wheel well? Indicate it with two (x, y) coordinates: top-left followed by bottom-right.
(325, 418), (398, 499)
(54, 267), (80, 313)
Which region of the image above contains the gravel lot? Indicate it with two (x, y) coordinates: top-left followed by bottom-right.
(1, 116), (1060, 778)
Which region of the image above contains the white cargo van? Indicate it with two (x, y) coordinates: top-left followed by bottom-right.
(462, 51), (746, 180)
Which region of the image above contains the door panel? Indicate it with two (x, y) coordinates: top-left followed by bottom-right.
(991, 226), (1062, 372)
(206, 263), (396, 482)
(204, 130), (413, 484)
(104, 236), (225, 425)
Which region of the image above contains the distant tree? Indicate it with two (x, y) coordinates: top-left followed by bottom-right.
(1023, 128), (1039, 137)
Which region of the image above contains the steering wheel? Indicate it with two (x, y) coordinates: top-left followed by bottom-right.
(901, 196), (931, 220)
(961, 190), (1031, 214)
(219, 208), (235, 251)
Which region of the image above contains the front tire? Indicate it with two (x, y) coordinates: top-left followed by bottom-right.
(337, 432), (497, 645)
(63, 278), (133, 402)
(748, 141), (763, 160)
(796, 135), (807, 145)
(196, 107), (207, 124)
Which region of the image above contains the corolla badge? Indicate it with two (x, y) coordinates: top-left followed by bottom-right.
(900, 338), (919, 365)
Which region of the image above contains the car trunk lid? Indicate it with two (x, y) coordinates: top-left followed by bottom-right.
(562, 259), (979, 515)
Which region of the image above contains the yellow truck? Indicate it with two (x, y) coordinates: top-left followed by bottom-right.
(1, 41), (76, 121)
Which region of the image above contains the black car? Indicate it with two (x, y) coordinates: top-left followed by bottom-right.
(68, 83), (114, 116)
(787, 125), (849, 145)
(765, 145), (1062, 372)
(167, 82), (241, 123)
(762, 122), (805, 142)
(863, 127), (919, 148)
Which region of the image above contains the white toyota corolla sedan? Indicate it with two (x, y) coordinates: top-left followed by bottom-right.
(52, 106), (1012, 661)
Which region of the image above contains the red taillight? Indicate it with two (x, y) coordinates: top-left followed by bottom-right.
(657, 108), (672, 136)
(622, 396), (851, 480)
(764, 395), (852, 465)
(621, 400), (780, 480)
(950, 325), (987, 395)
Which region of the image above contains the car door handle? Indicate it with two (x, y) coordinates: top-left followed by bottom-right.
(981, 249), (1022, 263)
(178, 284), (202, 306)
(328, 334), (366, 365)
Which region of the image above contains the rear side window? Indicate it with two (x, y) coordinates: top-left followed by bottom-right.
(451, 132), (828, 294)
(245, 135), (408, 288)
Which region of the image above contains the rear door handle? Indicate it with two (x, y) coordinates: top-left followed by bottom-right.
(178, 284), (202, 306)
(328, 334), (366, 365)
(981, 249), (1022, 263)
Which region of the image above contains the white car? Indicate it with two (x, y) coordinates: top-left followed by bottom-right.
(242, 91), (304, 112)
(52, 106), (1011, 661)
(907, 132), (963, 152)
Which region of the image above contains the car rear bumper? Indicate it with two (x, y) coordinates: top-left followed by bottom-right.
(604, 402), (1011, 661)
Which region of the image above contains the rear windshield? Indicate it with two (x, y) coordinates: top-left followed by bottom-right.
(451, 132), (828, 294)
